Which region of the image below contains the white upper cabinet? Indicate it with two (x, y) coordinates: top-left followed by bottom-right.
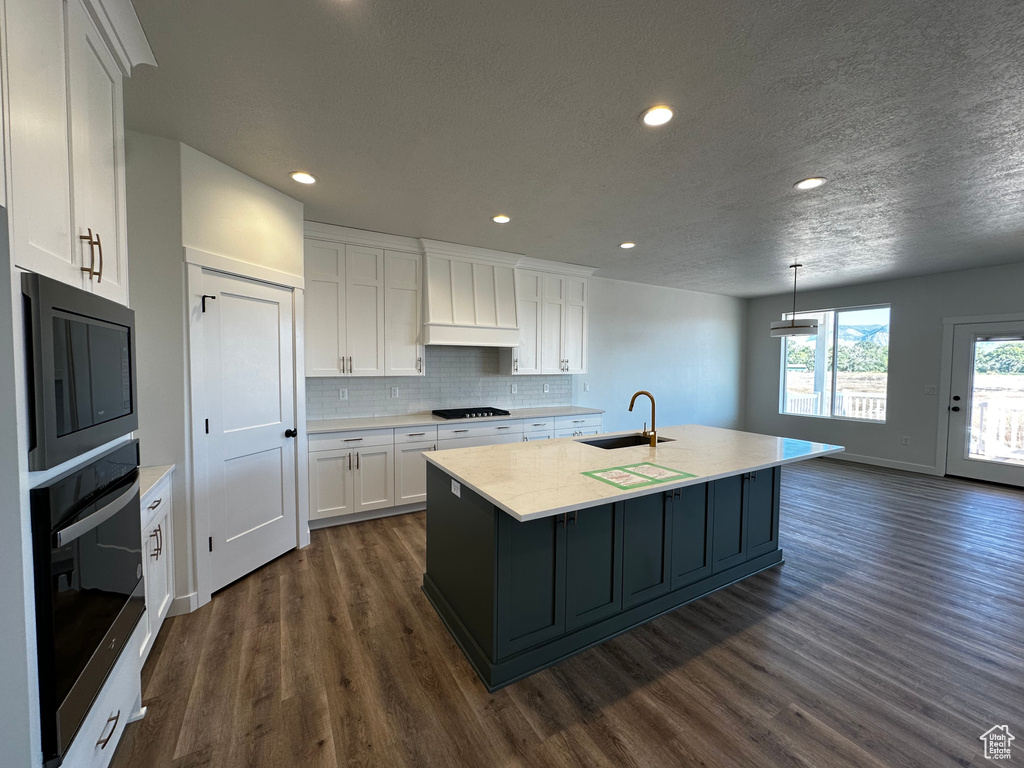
(384, 251), (425, 376)
(4, 0), (152, 306)
(304, 239), (385, 377)
(304, 225), (423, 377)
(5, 0), (77, 285)
(66, 0), (129, 304)
(502, 269), (590, 375)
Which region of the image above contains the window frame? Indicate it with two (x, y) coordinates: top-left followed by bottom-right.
(778, 302), (891, 424)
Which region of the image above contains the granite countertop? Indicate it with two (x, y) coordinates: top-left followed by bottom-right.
(425, 424), (844, 522)
(139, 464), (174, 500)
(307, 406), (605, 434)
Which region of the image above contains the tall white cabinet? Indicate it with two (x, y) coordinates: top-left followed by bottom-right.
(304, 224), (424, 377)
(501, 266), (592, 376)
(5, 0), (143, 306)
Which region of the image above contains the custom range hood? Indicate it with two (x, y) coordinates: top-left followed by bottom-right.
(420, 239), (521, 347)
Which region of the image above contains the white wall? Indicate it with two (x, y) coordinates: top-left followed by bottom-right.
(576, 277), (747, 432)
(180, 144), (304, 276)
(744, 261), (1024, 473)
(125, 131), (194, 600)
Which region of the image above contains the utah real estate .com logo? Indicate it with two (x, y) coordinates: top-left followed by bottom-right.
(980, 725), (1015, 760)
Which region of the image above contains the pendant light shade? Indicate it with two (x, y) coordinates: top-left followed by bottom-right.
(770, 263), (818, 337)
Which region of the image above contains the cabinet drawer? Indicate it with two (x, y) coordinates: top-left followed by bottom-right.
(309, 428), (394, 452)
(141, 474), (172, 530)
(554, 414), (602, 430)
(523, 431), (555, 441)
(522, 417), (555, 432)
(438, 419), (524, 441)
(395, 425), (438, 444)
(63, 622), (142, 768)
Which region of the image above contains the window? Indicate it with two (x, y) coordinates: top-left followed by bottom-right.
(780, 305), (890, 422)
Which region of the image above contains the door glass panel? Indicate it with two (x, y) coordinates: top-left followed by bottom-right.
(968, 337), (1024, 466)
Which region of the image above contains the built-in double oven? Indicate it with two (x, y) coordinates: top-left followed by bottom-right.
(24, 273), (143, 765)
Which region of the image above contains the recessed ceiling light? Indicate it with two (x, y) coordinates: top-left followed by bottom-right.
(291, 171), (317, 184)
(492, 215), (510, 223)
(641, 105), (674, 126)
(794, 177), (827, 190)
(620, 242), (636, 249)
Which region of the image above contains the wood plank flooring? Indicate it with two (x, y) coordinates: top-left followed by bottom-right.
(111, 460), (1024, 767)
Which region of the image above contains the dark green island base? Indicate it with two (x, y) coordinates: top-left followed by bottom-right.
(421, 462), (783, 691)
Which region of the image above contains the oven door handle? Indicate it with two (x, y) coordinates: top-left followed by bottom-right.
(56, 478), (141, 547)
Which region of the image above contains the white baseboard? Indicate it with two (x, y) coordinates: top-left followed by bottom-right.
(825, 452), (942, 476)
(167, 591), (199, 617)
(309, 502), (424, 530)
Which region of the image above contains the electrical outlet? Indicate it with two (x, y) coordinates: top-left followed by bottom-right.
(339, 388), (348, 401)
(391, 386), (399, 398)
(902, 436), (911, 446)
(924, 384), (937, 395)
(583, 382), (590, 392)
(543, 384), (550, 393)
(511, 384), (518, 394)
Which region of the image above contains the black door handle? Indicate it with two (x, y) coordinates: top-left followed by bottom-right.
(949, 406), (960, 412)
(285, 428), (298, 438)
(201, 294), (217, 312)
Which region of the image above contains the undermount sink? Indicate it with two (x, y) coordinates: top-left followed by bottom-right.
(577, 434), (675, 450)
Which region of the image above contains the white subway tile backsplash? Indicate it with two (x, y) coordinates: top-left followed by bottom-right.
(306, 346), (573, 419)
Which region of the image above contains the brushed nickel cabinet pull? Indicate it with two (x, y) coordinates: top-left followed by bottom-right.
(339, 357), (345, 373)
(513, 358), (518, 373)
(348, 356), (352, 373)
(79, 228), (97, 279)
(150, 528), (160, 559)
(96, 710), (120, 748)
(452, 429), (469, 433)
(95, 231), (103, 283)
(417, 357), (422, 372)
(348, 452), (352, 470)
(408, 432), (426, 436)
(343, 438), (363, 442)
(496, 426), (510, 430)
(356, 452), (360, 470)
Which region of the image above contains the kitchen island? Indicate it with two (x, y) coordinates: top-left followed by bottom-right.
(422, 424), (843, 690)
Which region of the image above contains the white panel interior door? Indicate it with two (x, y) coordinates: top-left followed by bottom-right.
(66, 0), (127, 303)
(304, 239), (346, 375)
(384, 251), (423, 376)
(946, 321), (1024, 487)
(201, 271), (297, 592)
(541, 275), (565, 374)
(345, 245), (385, 375)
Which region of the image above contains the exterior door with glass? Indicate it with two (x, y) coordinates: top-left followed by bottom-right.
(946, 322), (1024, 487)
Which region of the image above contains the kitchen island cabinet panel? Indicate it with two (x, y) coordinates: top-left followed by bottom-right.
(711, 474), (747, 573)
(621, 493), (673, 609)
(565, 503), (622, 631)
(746, 468), (781, 558)
(496, 512), (566, 656)
(670, 484), (714, 589)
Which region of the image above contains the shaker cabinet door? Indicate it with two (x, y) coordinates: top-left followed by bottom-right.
(621, 492), (673, 608)
(670, 484), (713, 589)
(745, 468), (780, 558)
(565, 503), (622, 631)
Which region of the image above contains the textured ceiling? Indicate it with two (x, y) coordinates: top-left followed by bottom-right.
(124, 0), (1024, 298)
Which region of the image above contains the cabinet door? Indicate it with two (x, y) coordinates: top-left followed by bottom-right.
(141, 508), (173, 662)
(712, 474), (746, 572)
(395, 440), (433, 505)
(745, 468), (780, 558)
(562, 277), (588, 374)
(345, 245), (385, 375)
(353, 444), (394, 512)
(6, 0), (77, 284)
(565, 503), (622, 631)
(305, 239), (346, 376)
(622, 492), (674, 608)
(384, 251), (424, 376)
(540, 274), (564, 374)
(497, 513), (566, 656)
(513, 270), (543, 375)
(66, 0), (127, 304)
(670, 484), (713, 589)
(309, 448), (353, 519)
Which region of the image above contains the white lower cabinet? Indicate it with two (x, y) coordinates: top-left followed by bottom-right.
(395, 440), (436, 505)
(140, 473), (174, 664)
(62, 620), (143, 768)
(309, 430), (395, 520)
(555, 414), (603, 438)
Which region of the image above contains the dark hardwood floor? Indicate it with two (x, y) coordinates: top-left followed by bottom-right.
(111, 459), (1024, 767)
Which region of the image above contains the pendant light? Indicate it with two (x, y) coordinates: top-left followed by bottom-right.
(769, 263), (818, 337)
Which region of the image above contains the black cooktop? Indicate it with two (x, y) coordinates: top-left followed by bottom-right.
(432, 407), (511, 420)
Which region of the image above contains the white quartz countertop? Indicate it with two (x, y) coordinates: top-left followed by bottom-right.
(307, 406), (605, 434)
(425, 425), (844, 521)
(139, 464), (174, 500)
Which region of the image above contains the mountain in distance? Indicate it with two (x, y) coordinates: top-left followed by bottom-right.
(838, 324), (889, 345)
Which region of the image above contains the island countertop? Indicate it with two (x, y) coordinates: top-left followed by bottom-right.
(425, 424), (843, 521)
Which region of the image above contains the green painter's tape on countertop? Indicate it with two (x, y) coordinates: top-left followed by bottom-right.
(582, 463), (697, 491)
